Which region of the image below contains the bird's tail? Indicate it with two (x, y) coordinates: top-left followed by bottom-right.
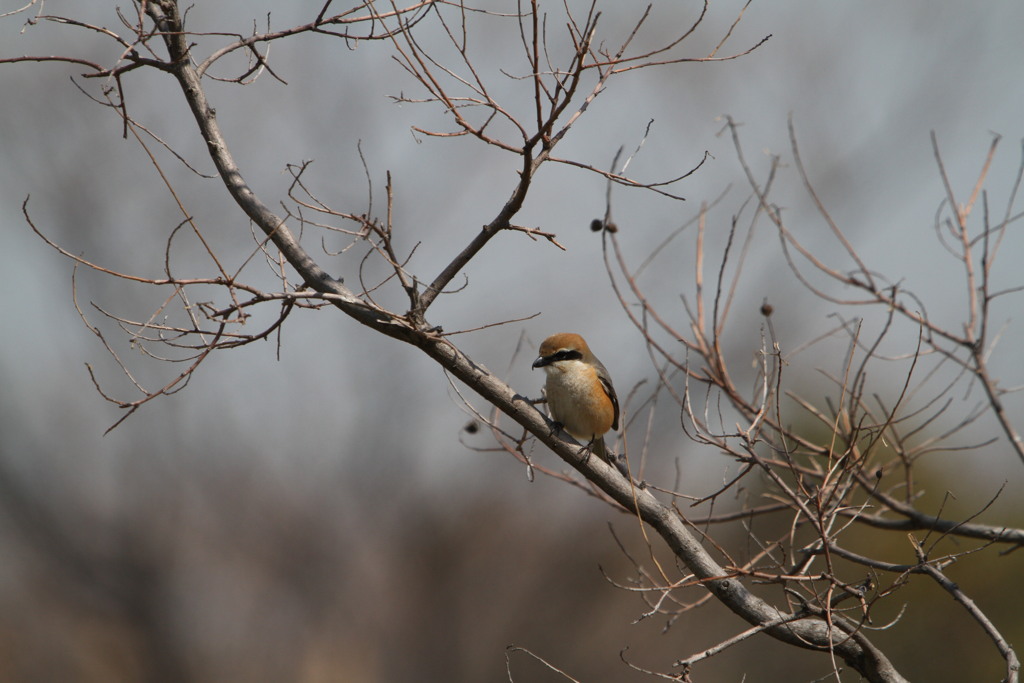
(594, 437), (631, 478)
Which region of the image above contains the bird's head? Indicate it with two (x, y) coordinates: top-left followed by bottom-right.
(532, 333), (592, 373)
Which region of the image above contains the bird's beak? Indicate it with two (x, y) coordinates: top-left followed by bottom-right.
(532, 356), (548, 370)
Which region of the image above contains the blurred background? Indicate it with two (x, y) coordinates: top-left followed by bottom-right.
(1, 1), (1023, 680)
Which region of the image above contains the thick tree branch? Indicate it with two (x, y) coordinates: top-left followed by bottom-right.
(140, 4), (908, 678)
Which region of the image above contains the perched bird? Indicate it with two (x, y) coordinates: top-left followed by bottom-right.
(532, 333), (620, 465)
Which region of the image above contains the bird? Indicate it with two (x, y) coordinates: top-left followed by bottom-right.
(532, 333), (620, 466)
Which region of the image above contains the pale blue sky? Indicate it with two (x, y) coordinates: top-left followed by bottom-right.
(2, 1), (1023, 494)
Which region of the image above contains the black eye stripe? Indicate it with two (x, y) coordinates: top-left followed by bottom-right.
(553, 349), (583, 362)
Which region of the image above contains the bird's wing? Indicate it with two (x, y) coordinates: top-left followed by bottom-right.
(596, 362), (619, 431)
